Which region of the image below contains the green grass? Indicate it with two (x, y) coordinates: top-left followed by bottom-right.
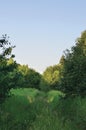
(47, 90), (64, 102)
(10, 88), (39, 96)
(0, 88), (86, 130)
(0, 88), (40, 130)
(10, 88), (39, 101)
(10, 88), (46, 103)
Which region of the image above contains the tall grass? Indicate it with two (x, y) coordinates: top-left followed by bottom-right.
(0, 88), (86, 130)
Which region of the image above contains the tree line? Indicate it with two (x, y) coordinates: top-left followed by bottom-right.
(0, 31), (86, 103)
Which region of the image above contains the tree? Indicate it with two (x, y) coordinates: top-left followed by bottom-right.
(0, 35), (16, 103)
(16, 64), (41, 89)
(60, 31), (86, 96)
(24, 68), (41, 89)
(41, 65), (61, 90)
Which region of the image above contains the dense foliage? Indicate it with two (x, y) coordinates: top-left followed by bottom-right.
(0, 35), (17, 103)
(17, 64), (41, 89)
(60, 31), (86, 96)
(41, 65), (61, 91)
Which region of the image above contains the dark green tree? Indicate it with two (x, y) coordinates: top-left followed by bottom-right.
(16, 64), (41, 89)
(60, 31), (86, 96)
(24, 68), (41, 89)
(0, 35), (16, 103)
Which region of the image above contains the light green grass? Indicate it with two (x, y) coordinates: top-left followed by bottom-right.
(47, 90), (64, 102)
(10, 88), (39, 97)
(10, 88), (43, 103)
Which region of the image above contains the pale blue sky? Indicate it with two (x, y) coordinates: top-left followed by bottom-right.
(0, 0), (86, 73)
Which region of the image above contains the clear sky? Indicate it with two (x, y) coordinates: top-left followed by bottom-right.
(0, 0), (86, 73)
